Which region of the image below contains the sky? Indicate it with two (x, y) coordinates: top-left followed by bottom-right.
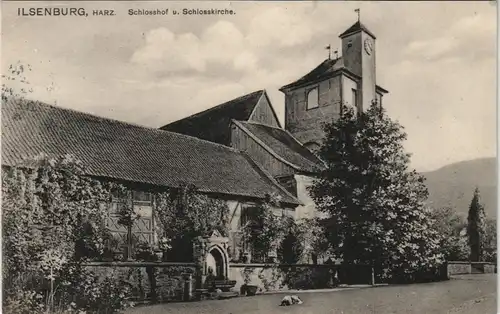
(2, 1), (497, 172)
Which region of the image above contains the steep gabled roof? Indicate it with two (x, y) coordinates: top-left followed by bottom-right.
(280, 58), (345, 91)
(234, 121), (325, 174)
(2, 98), (300, 205)
(160, 90), (265, 145)
(339, 21), (376, 39)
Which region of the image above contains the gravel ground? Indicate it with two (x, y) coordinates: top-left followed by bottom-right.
(125, 274), (496, 314)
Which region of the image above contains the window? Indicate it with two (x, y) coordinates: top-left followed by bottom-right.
(306, 87), (319, 110)
(351, 88), (357, 107)
(133, 191), (152, 203)
(240, 204), (257, 227)
(377, 93), (383, 107)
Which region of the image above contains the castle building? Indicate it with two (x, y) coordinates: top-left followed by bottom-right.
(162, 19), (388, 220)
(1, 18), (388, 270)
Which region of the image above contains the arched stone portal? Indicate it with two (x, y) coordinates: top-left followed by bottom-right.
(207, 246), (226, 279)
(193, 230), (230, 288)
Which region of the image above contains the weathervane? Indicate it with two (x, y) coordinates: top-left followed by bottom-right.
(325, 44), (331, 59)
(355, 8), (360, 21)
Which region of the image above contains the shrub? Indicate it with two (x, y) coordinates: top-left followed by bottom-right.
(283, 268), (333, 290)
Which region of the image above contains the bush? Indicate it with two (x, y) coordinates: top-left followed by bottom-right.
(283, 267), (333, 290)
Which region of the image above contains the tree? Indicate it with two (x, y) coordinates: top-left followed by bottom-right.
(429, 207), (468, 261)
(467, 188), (487, 262)
(483, 218), (497, 263)
(1, 61), (33, 101)
(308, 103), (443, 281)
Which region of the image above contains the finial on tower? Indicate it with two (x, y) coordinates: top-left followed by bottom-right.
(354, 8), (360, 22)
(325, 44), (331, 59)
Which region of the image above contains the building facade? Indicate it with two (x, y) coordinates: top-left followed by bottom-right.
(162, 19), (389, 221)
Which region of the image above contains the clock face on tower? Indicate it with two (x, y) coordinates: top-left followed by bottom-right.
(364, 38), (373, 55)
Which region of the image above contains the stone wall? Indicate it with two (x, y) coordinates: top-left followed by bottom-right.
(484, 264), (496, 273)
(85, 262), (196, 302)
(447, 262), (471, 275)
(229, 263), (375, 293)
(447, 261), (496, 275)
(284, 76), (341, 146)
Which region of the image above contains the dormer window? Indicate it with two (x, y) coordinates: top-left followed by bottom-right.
(306, 87), (319, 110)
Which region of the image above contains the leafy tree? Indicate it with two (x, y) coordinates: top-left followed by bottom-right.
(467, 188), (487, 261)
(308, 103), (443, 281)
(483, 218), (497, 263)
(1, 61), (33, 101)
(297, 217), (330, 264)
(429, 207), (468, 261)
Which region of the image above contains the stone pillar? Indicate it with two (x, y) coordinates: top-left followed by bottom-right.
(182, 273), (193, 301)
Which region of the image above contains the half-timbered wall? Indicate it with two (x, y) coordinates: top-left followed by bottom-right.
(107, 190), (155, 245)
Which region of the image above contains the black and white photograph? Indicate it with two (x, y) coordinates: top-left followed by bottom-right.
(1, 1), (497, 313)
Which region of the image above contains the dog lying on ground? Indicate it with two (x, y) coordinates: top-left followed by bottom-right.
(280, 295), (303, 306)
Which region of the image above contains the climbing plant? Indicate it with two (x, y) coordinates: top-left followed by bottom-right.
(240, 193), (289, 262)
(154, 184), (230, 261)
(2, 154), (133, 313)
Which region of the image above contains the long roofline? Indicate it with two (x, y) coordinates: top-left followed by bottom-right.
(2, 97), (301, 205)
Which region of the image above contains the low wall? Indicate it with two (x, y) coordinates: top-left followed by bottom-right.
(229, 264), (282, 293)
(229, 263), (375, 293)
(447, 261), (496, 276)
(84, 261), (196, 302)
(484, 264), (496, 273)
(447, 262), (472, 275)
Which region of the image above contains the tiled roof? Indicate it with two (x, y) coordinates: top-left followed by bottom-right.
(2, 98), (300, 205)
(160, 90), (264, 145)
(234, 121), (325, 174)
(339, 21), (376, 39)
(280, 58), (345, 91)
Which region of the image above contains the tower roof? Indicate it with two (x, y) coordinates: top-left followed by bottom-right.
(279, 57), (345, 91)
(339, 20), (376, 39)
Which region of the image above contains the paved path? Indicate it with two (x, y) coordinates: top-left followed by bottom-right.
(125, 274), (496, 314)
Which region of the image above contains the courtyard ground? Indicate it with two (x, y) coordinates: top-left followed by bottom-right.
(125, 274), (496, 314)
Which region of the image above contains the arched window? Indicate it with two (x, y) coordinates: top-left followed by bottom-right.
(306, 88), (319, 110)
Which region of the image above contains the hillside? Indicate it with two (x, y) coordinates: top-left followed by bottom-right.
(422, 157), (497, 218)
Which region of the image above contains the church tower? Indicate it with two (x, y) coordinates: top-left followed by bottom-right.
(339, 20), (377, 113)
(279, 17), (387, 152)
